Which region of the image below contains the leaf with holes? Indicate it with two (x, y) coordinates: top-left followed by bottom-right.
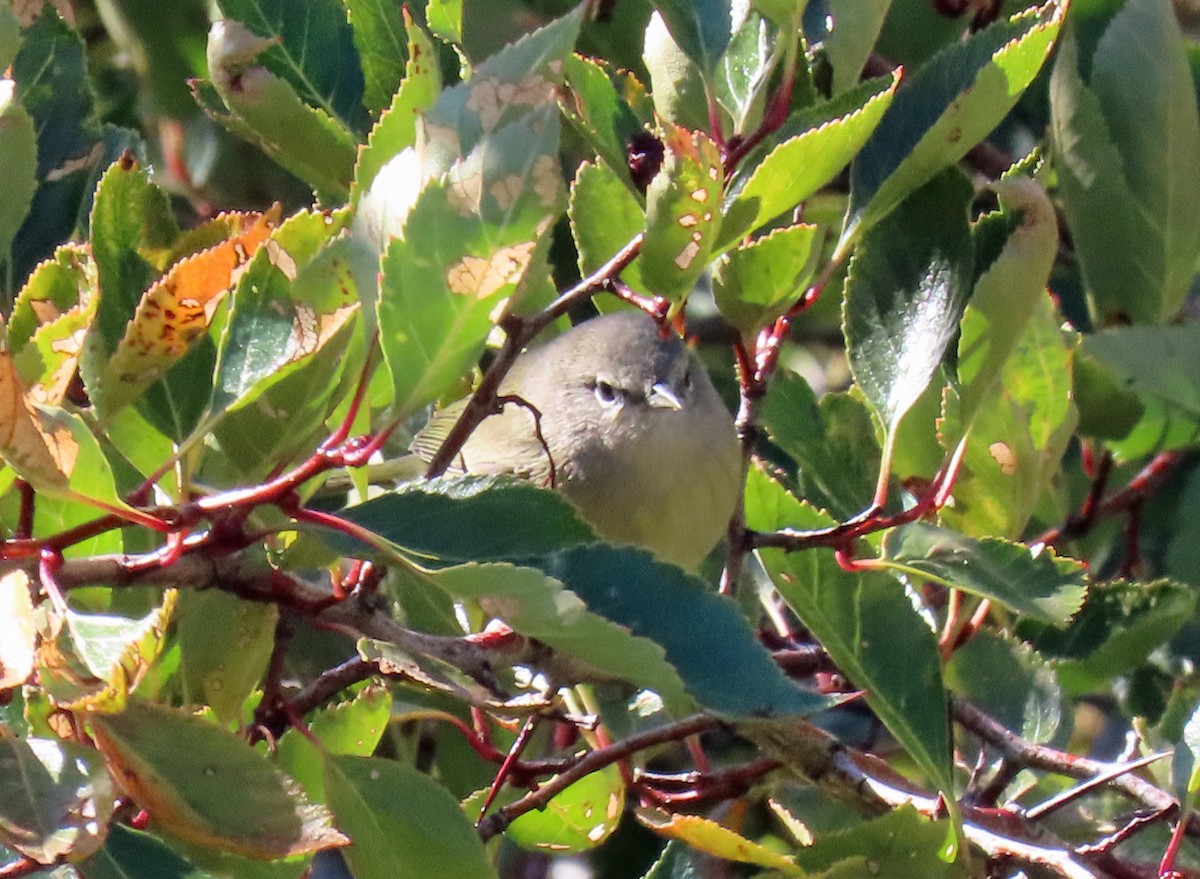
(640, 125), (722, 300)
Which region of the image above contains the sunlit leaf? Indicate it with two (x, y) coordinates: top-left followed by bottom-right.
(508, 765), (624, 853)
(641, 125), (722, 300)
(0, 729), (114, 863)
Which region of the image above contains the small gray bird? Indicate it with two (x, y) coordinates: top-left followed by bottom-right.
(412, 311), (742, 569)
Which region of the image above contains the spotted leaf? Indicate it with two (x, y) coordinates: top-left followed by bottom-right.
(641, 125), (722, 299)
(89, 208), (280, 419)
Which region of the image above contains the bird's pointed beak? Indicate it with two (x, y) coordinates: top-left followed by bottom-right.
(648, 381), (683, 410)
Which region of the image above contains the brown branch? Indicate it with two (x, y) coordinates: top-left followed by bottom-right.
(477, 715), (719, 840)
(745, 716), (1105, 878)
(953, 700), (1186, 831)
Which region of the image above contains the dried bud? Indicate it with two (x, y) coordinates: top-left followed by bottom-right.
(626, 130), (664, 194)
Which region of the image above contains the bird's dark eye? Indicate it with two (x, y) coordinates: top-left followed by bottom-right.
(594, 380), (619, 406)
(682, 368), (693, 390)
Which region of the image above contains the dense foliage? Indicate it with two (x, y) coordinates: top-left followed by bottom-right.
(3, 0), (1200, 877)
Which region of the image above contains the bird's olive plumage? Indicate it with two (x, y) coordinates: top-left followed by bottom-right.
(413, 311), (742, 568)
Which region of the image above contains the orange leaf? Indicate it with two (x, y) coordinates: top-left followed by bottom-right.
(94, 208), (281, 415)
(0, 341), (74, 486)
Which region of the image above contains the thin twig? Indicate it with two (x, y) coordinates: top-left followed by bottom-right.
(477, 715), (718, 840)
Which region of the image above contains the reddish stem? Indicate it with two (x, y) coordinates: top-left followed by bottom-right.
(479, 715), (541, 819)
(15, 480), (34, 540)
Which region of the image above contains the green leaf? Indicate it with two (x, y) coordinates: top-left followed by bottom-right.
(650, 0), (733, 74)
(569, 160), (650, 296)
(208, 318), (360, 480)
(745, 465), (952, 791)
(375, 147), (560, 417)
(953, 175), (1058, 431)
(79, 824), (207, 879)
(1082, 324), (1200, 429)
(946, 630), (1061, 744)
(65, 597), (175, 688)
(352, 10), (440, 201)
(940, 293), (1076, 539)
(1050, 0), (1200, 324)
(0, 5), (17, 71)
(204, 22), (358, 203)
(1073, 352), (1145, 442)
(823, 0), (891, 95)
(561, 54), (646, 187)
(0, 79), (36, 269)
(346, 0), (407, 117)
(83, 159), (177, 385)
(10, 251), (96, 405)
(719, 73), (898, 251)
(712, 223), (819, 334)
(335, 475), (595, 561)
(91, 701), (346, 859)
(844, 169), (974, 451)
(0, 730), (114, 863)
(8, 245), (91, 352)
(1173, 703), (1200, 804)
(177, 591), (278, 726)
(216, 0), (368, 135)
(20, 405), (127, 518)
(353, 7), (580, 270)
(711, 8), (777, 135)
(843, 2), (1062, 246)
(208, 243), (359, 421)
(276, 685), (392, 802)
(325, 755), (499, 879)
(10, 9), (102, 284)
(1018, 580), (1196, 696)
(882, 524), (1087, 626)
(426, 0), (462, 45)
(790, 806), (958, 878)
(1167, 465), (1200, 589)
(640, 126), (723, 299)
(507, 765), (624, 853)
(643, 11), (710, 131)
(432, 563), (691, 710)
(37, 592), (174, 713)
(540, 544), (831, 718)
(423, 7), (582, 164)
(760, 372), (879, 520)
